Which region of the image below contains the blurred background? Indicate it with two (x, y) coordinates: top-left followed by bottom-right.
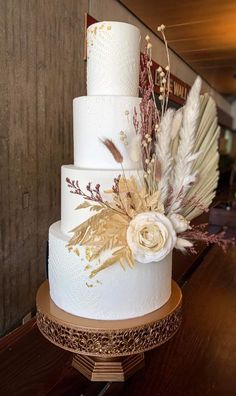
(120, 0), (236, 189)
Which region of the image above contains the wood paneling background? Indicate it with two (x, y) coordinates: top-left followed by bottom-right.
(0, 0), (88, 335)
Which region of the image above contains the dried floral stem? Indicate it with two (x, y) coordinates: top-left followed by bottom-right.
(66, 178), (103, 203)
(160, 29), (171, 114)
(117, 164), (133, 219)
(180, 223), (234, 254)
(146, 46), (160, 125)
(182, 194), (209, 213)
(66, 178), (124, 216)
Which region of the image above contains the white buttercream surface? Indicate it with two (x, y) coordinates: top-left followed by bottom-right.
(48, 221), (172, 320)
(73, 96), (141, 169)
(87, 21), (140, 96)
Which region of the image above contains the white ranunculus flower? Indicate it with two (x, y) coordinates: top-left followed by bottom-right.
(127, 212), (177, 264)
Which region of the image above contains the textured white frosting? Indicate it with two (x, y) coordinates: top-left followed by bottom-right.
(73, 96), (141, 169)
(87, 21), (140, 96)
(48, 21), (173, 320)
(49, 221), (172, 320)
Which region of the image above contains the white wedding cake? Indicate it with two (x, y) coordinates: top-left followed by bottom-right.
(48, 21), (172, 320)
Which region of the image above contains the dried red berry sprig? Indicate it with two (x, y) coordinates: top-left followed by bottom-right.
(112, 175), (121, 194)
(181, 223), (235, 254)
(66, 178), (103, 204)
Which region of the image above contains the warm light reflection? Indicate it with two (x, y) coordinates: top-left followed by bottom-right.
(121, 0), (236, 94)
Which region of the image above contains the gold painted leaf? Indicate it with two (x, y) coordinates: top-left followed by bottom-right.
(68, 207), (130, 264)
(146, 191), (160, 207)
(89, 255), (118, 278)
(117, 176), (149, 216)
(89, 246), (134, 278)
(75, 201), (91, 210)
(90, 204), (104, 212)
(125, 248), (135, 268)
(145, 191), (164, 212)
(68, 209), (111, 247)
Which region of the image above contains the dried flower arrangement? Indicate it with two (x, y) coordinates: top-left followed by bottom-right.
(67, 25), (233, 278)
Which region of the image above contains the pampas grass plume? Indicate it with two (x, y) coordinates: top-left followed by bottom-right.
(100, 138), (123, 164)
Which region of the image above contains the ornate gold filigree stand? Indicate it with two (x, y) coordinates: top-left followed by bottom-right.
(36, 281), (182, 382)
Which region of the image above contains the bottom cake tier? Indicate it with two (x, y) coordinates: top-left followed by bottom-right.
(48, 222), (173, 320)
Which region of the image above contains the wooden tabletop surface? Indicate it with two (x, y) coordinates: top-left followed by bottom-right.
(1, 236), (236, 395)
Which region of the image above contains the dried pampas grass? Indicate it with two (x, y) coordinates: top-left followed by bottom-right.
(155, 108), (175, 204)
(100, 138), (123, 164)
(168, 76), (202, 214)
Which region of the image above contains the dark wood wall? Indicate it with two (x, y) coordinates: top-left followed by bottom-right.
(0, 0), (88, 335)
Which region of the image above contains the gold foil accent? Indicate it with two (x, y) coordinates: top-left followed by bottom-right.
(86, 248), (92, 261)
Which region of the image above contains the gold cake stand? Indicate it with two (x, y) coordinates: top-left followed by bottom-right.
(36, 281), (182, 382)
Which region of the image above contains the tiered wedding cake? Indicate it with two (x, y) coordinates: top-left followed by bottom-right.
(48, 21), (173, 320)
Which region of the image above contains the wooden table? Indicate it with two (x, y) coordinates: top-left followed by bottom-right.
(1, 242), (236, 395)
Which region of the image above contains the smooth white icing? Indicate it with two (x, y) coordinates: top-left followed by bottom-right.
(49, 221), (172, 320)
(73, 96), (141, 169)
(87, 21), (140, 96)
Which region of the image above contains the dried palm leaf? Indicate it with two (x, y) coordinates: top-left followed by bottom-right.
(180, 94), (220, 220)
(90, 247), (134, 278)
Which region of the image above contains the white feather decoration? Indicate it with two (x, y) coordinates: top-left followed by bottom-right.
(170, 108), (183, 158)
(171, 108), (183, 140)
(175, 238), (193, 252)
(168, 76), (202, 214)
(156, 108), (175, 204)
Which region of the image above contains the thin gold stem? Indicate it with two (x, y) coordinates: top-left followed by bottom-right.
(147, 47), (160, 124)
(103, 201), (126, 216)
(161, 29), (171, 113)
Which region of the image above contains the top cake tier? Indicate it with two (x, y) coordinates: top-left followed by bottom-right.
(87, 21), (141, 96)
